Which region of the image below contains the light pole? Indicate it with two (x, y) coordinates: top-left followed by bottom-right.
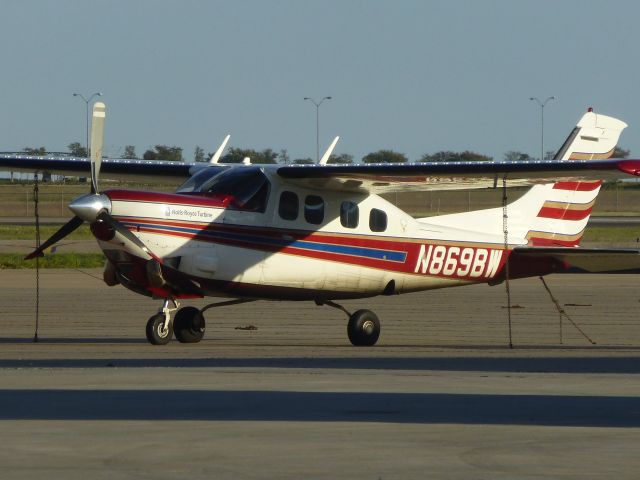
(304, 96), (332, 162)
(73, 92), (102, 158)
(530, 96), (555, 160)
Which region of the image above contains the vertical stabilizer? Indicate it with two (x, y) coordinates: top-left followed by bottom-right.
(422, 110), (628, 247)
(554, 110), (627, 160)
(525, 110), (627, 246)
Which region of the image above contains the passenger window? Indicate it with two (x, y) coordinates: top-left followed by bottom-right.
(340, 201), (359, 228)
(369, 208), (387, 232)
(279, 191), (299, 221)
(304, 195), (324, 224)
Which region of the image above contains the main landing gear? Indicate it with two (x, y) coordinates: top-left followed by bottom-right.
(319, 300), (381, 346)
(145, 297), (380, 347)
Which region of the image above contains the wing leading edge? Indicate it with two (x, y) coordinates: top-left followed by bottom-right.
(0, 154), (196, 184)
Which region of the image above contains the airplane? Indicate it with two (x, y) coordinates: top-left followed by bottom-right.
(2, 103), (640, 346)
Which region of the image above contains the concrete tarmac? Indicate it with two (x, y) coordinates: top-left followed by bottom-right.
(1, 269), (640, 478)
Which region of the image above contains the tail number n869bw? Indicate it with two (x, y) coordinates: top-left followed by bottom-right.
(414, 245), (503, 279)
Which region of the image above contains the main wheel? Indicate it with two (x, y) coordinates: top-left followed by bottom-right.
(146, 313), (173, 345)
(347, 309), (380, 346)
(173, 306), (205, 343)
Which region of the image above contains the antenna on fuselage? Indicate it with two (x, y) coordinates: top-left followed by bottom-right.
(319, 136), (340, 165)
(209, 134), (231, 163)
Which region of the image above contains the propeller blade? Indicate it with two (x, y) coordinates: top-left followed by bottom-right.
(25, 216), (84, 260)
(96, 211), (155, 261)
(90, 102), (106, 194)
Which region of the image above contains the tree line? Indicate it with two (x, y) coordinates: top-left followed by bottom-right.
(21, 143), (631, 164)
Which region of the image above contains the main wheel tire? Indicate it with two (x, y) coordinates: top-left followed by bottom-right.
(347, 309), (380, 346)
(146, 313), (173, 345)
(173, 306), (206, 344)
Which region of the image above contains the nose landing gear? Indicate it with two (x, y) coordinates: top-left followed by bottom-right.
(145, 298), (178, 345)
(144, 298), (257, 345)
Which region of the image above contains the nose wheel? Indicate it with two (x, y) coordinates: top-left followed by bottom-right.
(146, 298), (183, 345)
(146, 313), (173, 345)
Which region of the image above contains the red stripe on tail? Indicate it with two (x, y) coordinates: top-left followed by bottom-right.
(537, 206), (593, 221)
(552, 180), (602, 192)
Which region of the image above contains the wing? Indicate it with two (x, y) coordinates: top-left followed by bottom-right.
(511, 246), (640, 273)
(275, 159), (640, 193)
(277, 110), (636, 193)
(0, 154), (199, 184)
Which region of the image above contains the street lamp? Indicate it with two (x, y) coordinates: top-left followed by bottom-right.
(530, 96), (555, 160)
(73, 92), (102, 158)
(304, 96), (332, 162)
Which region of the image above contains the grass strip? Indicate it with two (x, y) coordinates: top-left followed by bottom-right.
(0, 253), (105, 269)
(581, 226), (640, 243)
(0, 224), (94, 240)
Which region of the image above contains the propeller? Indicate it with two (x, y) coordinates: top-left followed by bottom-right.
(25, 216), (84, 260)
(25, 101), (156, 263)
(25, 101), (106, 259)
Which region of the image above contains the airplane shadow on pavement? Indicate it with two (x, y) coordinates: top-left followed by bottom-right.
(0, 389), (637, 427)
(1, 355), (640, 374)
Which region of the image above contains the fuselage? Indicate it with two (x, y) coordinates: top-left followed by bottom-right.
(97, 166), (515, 301)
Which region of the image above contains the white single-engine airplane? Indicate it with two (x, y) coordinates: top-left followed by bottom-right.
(2, 103), (640, 345)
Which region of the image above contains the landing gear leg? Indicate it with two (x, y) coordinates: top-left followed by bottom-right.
(319, 300), (381, 347)
(145, 298), (179, 345)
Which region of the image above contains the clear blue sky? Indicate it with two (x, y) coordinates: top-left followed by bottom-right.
(1, 0), (639, 162)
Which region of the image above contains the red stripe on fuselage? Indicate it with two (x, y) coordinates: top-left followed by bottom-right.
(124, 216), (412, 251)
(117, 216), (508, 280)
(105, 189), (231, 208)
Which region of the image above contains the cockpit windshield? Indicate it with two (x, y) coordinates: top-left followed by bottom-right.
(175, 166), (229, 193)
(176, 166), (270, 213)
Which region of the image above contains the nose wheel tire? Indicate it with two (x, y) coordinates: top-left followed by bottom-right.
(146, 313), (173, 345)
(173, 306), (206, 343)
(347, 309), (380, 346)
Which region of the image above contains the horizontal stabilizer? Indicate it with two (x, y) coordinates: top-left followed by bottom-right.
(511, 246), (640, 273)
